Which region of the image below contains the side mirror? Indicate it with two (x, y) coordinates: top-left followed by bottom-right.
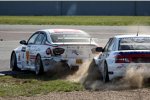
(95, 47), (103, 52)
(91, 47), (103, 54)
(20, 40), (27, 45)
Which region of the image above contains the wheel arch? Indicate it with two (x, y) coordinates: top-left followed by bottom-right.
(36, 53), (41, 58)
(10, 50), (20, 71)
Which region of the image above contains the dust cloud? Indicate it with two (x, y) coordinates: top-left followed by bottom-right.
(65, 61), (150, 90)
(124, 64), (150, 88)
(65, 59), (95, 84)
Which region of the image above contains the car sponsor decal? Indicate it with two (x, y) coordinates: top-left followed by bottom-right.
(118, 52), (150, 57)
(21, 47), (26, 52)
(26, 51), (30, 64)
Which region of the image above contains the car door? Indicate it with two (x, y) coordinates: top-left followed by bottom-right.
(29, 32), (47, 68)
(21, 32), (39, 70)
(98, 38), (115, 71)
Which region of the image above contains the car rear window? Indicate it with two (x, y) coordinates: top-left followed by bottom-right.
(119, 37), (150, 50)
(50, 33), (91, 43)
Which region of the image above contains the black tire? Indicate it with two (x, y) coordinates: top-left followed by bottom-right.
(10, 52), (20, 71)
(35, 55), (44, 75)
(103, 62), (109, 83)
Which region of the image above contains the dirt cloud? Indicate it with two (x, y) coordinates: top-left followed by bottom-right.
(124, 64), (150, 88)
(65, 61), (150, 90)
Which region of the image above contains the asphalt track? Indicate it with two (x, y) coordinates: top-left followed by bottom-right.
(0, 25), (150, 71)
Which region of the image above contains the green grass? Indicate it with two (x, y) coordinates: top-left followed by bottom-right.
(0, 74), (84, 97)
(0, 16), (150, 25)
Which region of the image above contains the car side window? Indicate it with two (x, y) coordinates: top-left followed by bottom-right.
(41, 34), (47, 45)
(27, 33), (39, 45)
(103, 38), (112, 52)
(35, 33), (46, 45)
(107, 38), (115, 51)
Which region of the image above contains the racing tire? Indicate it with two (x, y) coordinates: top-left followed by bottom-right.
(103, 62), (109, 83)
(10, 52), (20, 71)
(35, 55), (44, 75)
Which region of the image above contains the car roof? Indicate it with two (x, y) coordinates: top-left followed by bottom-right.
(114, 34), (150, 39)
(39, 29), (87, 34)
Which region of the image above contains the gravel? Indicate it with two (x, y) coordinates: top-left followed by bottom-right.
(1, 89), (150, 100)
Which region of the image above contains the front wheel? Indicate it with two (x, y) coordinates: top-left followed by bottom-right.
(35, 55), (44, 75)
(103, 62), (109, 83)
(10, 52), (20, 71)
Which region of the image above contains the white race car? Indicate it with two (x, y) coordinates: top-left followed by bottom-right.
(94, 35), (150, 82)
(10, 29), (98, 75)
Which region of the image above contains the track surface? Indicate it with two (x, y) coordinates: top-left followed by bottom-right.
(0, 25), (150, 100)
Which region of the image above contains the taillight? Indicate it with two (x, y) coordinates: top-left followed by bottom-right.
(115, 55), (131, 63)
(53, 48), (65, 55)
(46, 48), (52, 55)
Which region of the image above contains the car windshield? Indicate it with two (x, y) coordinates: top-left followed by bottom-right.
(119, 37), (150, 50)
(50, 32), (91, 43)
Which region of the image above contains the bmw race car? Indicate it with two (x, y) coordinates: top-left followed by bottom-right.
(10, 29), (98, 75)
(94, 35), (150, 82)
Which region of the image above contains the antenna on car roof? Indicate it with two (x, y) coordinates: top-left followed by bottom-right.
(136, 25), (139, 36)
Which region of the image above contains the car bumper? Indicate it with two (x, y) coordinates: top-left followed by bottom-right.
(42, 56), (92, 71)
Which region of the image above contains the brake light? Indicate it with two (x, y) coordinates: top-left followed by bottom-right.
(115, 55), (131, 63)
(46, 48), (52, 55)
(53, 48), (65, 55)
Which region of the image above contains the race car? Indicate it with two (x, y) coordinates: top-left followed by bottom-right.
(10, 29), (98, 75)
(94, 35), (150, 82)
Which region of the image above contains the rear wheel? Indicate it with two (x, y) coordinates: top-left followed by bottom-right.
(10, 52), (20, 71)
(35, 55), (44, 75)
(103, 62), (109, 83)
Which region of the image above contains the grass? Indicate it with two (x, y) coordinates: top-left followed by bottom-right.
(0, 74), (84, 97)
(0, 16), (150, 25)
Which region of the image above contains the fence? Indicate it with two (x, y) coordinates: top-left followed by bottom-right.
(0, 1), (150, 16)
